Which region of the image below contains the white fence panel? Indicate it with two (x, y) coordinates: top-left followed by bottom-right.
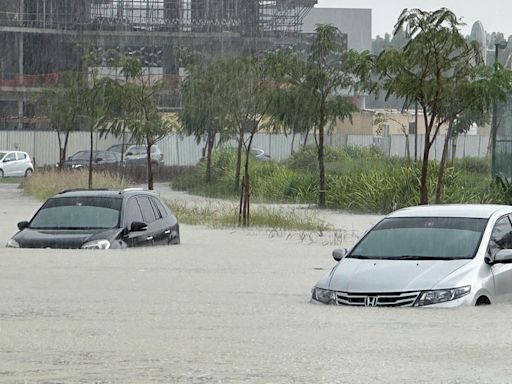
(0, 131), (494, 167)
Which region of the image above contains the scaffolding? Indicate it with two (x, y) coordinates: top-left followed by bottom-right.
(0, 0), (316, 35)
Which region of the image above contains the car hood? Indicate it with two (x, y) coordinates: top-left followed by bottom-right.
(12, 228), (123, 249)
(328, 257), (472, 292)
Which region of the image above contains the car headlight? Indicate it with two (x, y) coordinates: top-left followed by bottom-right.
(311, 287), (336, 304)
(81, 239), (111, 250)
(6, 239), (20, 248)
(415, 286), (471, 306)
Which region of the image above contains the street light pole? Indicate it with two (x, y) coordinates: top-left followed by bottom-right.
(491, 40), (508, 177)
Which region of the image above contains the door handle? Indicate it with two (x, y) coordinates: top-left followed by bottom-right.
(146, 236), (154, 241)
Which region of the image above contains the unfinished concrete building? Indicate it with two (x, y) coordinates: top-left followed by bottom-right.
(0, 0), (316, 129)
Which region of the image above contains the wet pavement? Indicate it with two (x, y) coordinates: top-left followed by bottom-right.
(1, 184), (512, 383)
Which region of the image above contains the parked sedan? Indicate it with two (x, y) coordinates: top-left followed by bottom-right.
(6, 188), (180, 249)
(62, 150), (120, 169)
(312, 204), (512, 307)
(0, 150), (34, 177)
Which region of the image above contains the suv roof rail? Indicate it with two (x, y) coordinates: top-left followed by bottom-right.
(58, 188), (109, 194)
(119, 187), (145, 194)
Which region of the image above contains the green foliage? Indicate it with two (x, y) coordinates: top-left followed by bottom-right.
(172, 146), (509, 214)
(454, 157), (491, 175)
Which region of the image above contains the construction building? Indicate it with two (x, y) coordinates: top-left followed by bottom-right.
(0, 0), (316, 129)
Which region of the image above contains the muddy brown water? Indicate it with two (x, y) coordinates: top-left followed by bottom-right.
(1, 184), (512, 383)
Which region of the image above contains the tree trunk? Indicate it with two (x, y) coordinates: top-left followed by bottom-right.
(318, 120), (326, 208)
(451, 134), (458, 167)
(435, 124), (452, 204)
(205, 130), (214, 184)
(146, 135), (154, 190)
(404, 132), (411, 164)
(303, 131), (309, 147)
(419, 110), (434, 205)
(88, 127), (93, 189)
(234, 129), (243, 192)
(239, 132), (255, 226)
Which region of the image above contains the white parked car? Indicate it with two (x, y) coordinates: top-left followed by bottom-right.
(0, 150), (34, 178)
(312, 204), (512, 307)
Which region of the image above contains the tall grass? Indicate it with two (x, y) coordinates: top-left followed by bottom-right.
(22, 169), (130, 200)
(166, 199), (331, 231)
(172, 146), (508, 214)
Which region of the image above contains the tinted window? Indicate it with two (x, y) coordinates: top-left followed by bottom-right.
(70, 151), (92, 161)
(137, 196), (157, 223)
(124, 197), (144, 225)
(16, 152), (27, 160)
(349, 217), (488, 260)
(151, 197), (168, 218)
(30, 197), (122, 229)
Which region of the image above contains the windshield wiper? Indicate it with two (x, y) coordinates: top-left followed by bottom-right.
(348, 255), (464, 261)
(385, 255), (461, 261)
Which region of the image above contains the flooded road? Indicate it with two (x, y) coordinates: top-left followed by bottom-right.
(1, 185), (512, 383)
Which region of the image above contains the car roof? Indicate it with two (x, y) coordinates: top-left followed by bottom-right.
(387, 204), (512, 219)
(50, 188), (159, 199)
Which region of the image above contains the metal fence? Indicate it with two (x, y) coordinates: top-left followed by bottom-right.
(0, 131), (491, 167)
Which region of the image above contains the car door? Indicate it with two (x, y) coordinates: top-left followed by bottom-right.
(2, 152), (18, 176)
(136, 195), (167, 245)
(16, 152), (29, 174)
(150, 196), (176, 244)
(123, 196), (152, 247)
(489, 214), (512, 302)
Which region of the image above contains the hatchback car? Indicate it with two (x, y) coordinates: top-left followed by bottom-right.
(311, 204), (512, 307)
(0, 150), (34, 177)
(6, 188), (180, 249)
(62, 150), (120, 169)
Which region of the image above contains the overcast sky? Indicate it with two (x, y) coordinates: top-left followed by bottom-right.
(316, 0), (511, 38)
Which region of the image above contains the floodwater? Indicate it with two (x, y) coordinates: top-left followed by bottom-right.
(1, 184), (512, 383)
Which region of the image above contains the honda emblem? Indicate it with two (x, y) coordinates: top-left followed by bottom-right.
(365, 296), (378, 307)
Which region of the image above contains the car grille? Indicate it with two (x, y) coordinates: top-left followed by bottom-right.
(335, 291), (421, 307)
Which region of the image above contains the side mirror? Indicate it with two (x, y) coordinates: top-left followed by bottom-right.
(130, 221), (148, 232)
(126, 152), (133, 156)
(333, 248), (348, 262)
(95, 158), (103, 162)
(17, 221), (29, 231)
(493, 249), (512, 264)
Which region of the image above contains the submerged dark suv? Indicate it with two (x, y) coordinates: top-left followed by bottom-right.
(6, 188), (180, 249)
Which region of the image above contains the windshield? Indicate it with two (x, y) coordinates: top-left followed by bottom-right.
(349, 217), (488, 260)
(30, 197), (122, 230)
(0, 151), (6, 160)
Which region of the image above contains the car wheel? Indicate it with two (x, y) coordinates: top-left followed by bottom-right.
(475, 296), (491, 306)
(25, 168), (33, 177)
(169, 227), (180, 245)
(0, 169), (3, 178)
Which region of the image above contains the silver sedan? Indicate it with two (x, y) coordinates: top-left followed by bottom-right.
(312, 204), (512, 307)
